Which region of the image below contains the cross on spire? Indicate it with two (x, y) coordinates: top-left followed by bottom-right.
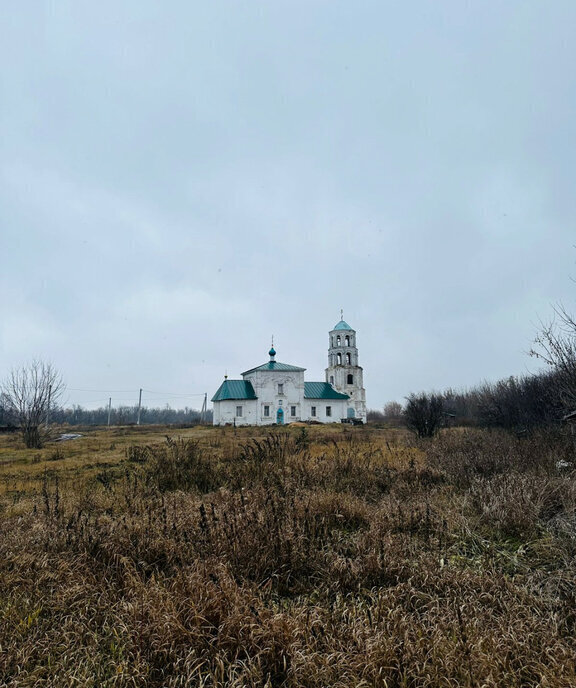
(340, 308), (344, 321)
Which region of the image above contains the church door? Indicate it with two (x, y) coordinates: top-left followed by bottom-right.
(276, 408), (284, 425)
(347, 407), (355, 418)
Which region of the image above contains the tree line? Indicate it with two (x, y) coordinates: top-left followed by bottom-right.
(0, 399), (212, 433)
(0, 360), (211, 448)
(50, 404), (212, 427)
(372, 305), (576, 437)
(370, 369), (569, 437)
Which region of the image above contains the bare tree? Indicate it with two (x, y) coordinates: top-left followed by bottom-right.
(404, 392), (444, 438)
(383, 401), (403, 420)
(530, 305), (576, 410)
(0, 361), (65, 448)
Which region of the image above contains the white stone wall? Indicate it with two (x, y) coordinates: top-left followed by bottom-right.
(213, 397), (348, 426)
(214, 399), (259, 426)
(304, 399), (348, 423)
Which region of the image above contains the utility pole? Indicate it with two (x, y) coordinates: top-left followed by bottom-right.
(200, 393), (207, 424)
(107, 397), (112, 427)
(136, 388), (142, 426)
(45, 384), (52, 430)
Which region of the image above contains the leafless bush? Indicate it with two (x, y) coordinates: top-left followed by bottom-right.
(404, 392), (445, 437)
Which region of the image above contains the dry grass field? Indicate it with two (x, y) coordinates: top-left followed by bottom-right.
(1, 423), (576, 687)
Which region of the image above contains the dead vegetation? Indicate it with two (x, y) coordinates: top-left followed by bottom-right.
(1, 424), (576, 686)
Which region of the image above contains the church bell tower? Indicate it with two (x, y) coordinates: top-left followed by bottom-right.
(325, 315), (367, 422)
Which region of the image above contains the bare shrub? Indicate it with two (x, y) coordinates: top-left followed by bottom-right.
(404, 392), (444, 437)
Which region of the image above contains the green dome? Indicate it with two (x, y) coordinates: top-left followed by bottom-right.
(333, 320), (352, 331)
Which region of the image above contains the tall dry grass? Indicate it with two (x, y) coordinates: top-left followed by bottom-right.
(1, 426), (576, 686)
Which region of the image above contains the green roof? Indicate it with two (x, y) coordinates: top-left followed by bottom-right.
(211, 379), (257, 402)
(333, 320), (353, 331)
(304, 382), (350, 400)
(242, 361), (306, 375)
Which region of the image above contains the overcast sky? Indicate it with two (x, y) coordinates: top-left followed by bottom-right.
(2, 1), (576, 411)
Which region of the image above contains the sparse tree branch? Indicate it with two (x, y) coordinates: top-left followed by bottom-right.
(530, 304), (576, 409)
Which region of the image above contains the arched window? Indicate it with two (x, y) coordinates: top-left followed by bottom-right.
(337, 353), (342, 365)
(345, 335), (350, 346)
(330, 375), (334, 385)
(336, 335), (341, 346)
(347, 374), (354, 384)
(346, 352), (351, 364)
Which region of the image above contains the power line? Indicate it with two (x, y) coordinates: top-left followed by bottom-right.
(67, 387), (206, 397)
(68, 388), (141, 394)
(142, 389), (206, 397)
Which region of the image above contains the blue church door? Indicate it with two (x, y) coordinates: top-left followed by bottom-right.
(276, 408), (284, 425)
(347, 407), (355, 418)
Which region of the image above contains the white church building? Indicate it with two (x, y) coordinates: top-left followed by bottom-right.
(211, 318), (367, 426)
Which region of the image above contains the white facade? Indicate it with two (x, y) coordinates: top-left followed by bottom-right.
(212, 319), (366, 426)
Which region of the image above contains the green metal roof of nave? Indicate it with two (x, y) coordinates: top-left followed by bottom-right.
(241, 361), (306, 375)
(304, 382), (350, 399)
(211, 379), (257, 402)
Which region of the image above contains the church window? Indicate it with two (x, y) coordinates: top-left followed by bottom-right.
(264, 405), (270, 417)
(290, 406), (296, 417)
(337, 335), (341, 346)
(330, 375), (334, 385)
(278, 383), (284, 394)
(346, 353), (351, 364)
(326, 406), (332, 417)
(345, 335), (350, 346)
(347, 374), (354, 384)
(311, 406), (317, 417)
(236, 406), (243, 417)
(337, 353), (342, 365)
